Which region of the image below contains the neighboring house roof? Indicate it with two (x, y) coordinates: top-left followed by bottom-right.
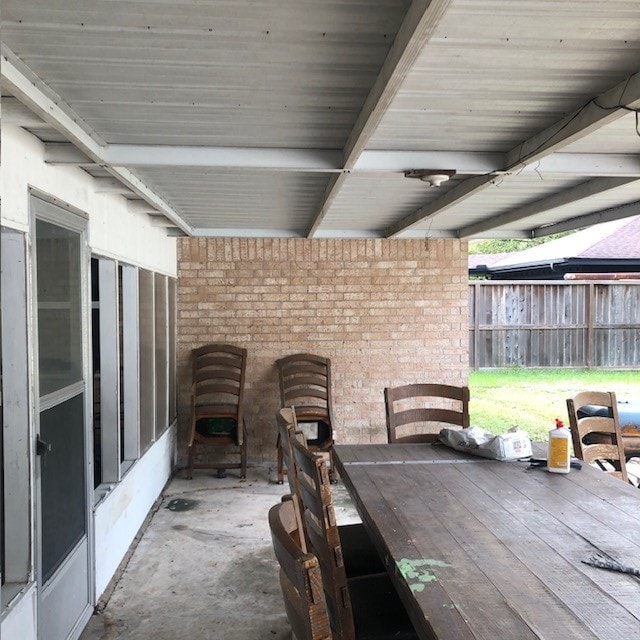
(470, 216), (640, 279)
(468, 253), (511, 269)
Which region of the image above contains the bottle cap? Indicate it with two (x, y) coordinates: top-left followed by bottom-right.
(555, 418), (564, 428)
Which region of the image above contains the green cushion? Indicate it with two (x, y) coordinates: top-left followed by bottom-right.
(196, 417), (237, 437)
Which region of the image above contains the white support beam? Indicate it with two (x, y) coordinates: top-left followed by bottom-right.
(307, 0), (453, 237)
(458, 177), (639, 238)
(355, 150), (501, 174)
(149, 216), (178, 228)
(386, 70), (640, 237)
(355, 150), (640, 177)
(533, 153), (640, 178)
(505, 71), (640, 169)
(531, 200), (640, 237)
(103, 144), (342, 172)
(1, 46), (193, 235)
(44, 142), (95, 166)
(2, 95), (47, 127)
(127, 199), (160, 216)
(93, 177), (135, 195)
(386, 174), (496, 238)
(44, 142), (640, 177)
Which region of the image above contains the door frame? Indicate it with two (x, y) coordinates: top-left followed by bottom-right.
(30, 190), (95, 638)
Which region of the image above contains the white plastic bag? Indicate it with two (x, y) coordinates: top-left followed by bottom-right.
(438, 426), (532, 461)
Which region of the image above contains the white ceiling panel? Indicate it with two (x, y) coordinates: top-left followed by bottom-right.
(2, 0), (640, 239)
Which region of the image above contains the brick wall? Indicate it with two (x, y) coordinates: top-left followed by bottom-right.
(177, 237), (468, 463)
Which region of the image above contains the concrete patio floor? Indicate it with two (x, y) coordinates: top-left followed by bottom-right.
(79, 462), (361, 640)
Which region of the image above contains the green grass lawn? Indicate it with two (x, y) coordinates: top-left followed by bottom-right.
(469, 368), (640, 441)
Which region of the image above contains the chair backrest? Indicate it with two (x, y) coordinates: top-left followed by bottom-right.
(291, 437), (355, 640)
(277, 353), (334, 427)
(276, 407), (309, 551)
(566, 391), (628, 482)
(277, 407), (303, 494)
(385, 383), (470, 444)
(191, 344), (247, 438)
(269, 499), (333, 640)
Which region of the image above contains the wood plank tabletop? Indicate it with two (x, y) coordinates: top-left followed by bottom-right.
(334, 443), (640, 640)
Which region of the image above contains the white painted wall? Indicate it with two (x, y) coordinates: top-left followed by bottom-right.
(1, 584), (37, 640)
(94, 424), (176, 598)
(1, 124), (179, 638)
(1, 125), (177, 275)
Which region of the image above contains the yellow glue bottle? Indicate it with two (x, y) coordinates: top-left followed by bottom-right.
(547, 418), (570, 474)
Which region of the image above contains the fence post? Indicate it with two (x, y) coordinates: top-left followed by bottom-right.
(586, 282), (594, 369)
(473, 282), (481, 370)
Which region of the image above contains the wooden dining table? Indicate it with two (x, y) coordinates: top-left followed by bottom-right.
(333, 442), (640, 640)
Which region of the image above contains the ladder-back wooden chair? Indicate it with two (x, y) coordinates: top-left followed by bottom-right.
(566, 390), (628, 483)
(385, 383), (470, 444)
(187, 343), (248, 479)
(269, 498), (333, 640)
(278, 407), (384, 579)
(276, 353), (335, 483)
(291, 437), (418, 640)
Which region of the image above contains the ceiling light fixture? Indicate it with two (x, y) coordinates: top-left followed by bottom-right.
(404, 169), (456, 187)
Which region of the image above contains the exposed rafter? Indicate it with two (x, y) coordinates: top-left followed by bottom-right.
(102, 145), (342, 172)
(458, 177), (640, 238)
(1, 46), (193, 236)
(386, 70), (640, 238)
(531, 200), (640, 237)
(92, 177), (135, 195)
(355, 150), (640, 177)
(44, 143), (95, 166)
(306, 0), (453, 238)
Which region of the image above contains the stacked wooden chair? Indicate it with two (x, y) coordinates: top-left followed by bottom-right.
(290, 435), (418, 640)
(384, 383), (470, 444)
(276, 353), (335, 483)
(187, 343), (248, 479)
(566, 390), (628, 483)
(268, 497), (333, 640)
(276, 407), (384, 578)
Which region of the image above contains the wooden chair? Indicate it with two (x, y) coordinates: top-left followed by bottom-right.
(291, 437), (418, 640)
(385, 383), (470, 444)
(566, 391), (628, 482)
(187, 343), (248, 479)
(276, 353), (335, 483)
(269, 498), (333, 640)
(278, 407), (384, 578)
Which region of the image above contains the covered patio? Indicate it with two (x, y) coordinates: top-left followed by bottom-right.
(2, 2), (640, 639)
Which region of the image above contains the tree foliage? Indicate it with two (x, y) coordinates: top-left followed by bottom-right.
(468, 232), (571, 255)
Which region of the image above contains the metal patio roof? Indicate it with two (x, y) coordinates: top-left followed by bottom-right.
(2, 0), (640, 239)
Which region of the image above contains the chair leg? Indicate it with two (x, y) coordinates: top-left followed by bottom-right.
(187, 444), (194, 480)
(241, 441), (247, 479)
(276, 435), (284, 484)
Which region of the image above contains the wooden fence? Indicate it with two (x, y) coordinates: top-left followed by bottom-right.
(469, 280), (640, 369)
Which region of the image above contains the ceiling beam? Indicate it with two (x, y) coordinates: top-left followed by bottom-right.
(355, 150), (640, 177)
(385, 174), (497, 237)
(103, 145), (342, 172)
(355, 150), (500, 174)
(306, 0), (453, 237)
(531, 200), (640, 237)
(505, 71), (640, 169)
(44, 142), (95, 166)
(1, 46), (193, 236)
(127, 199), (160, 216)
(458, 177), (640, 238)
(2, 95), (48, 127)
(532, 152), (640, 178)
(39, 142), (640, 177)
(93, 177), (135, 195)
(386, 69), (640, 237)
